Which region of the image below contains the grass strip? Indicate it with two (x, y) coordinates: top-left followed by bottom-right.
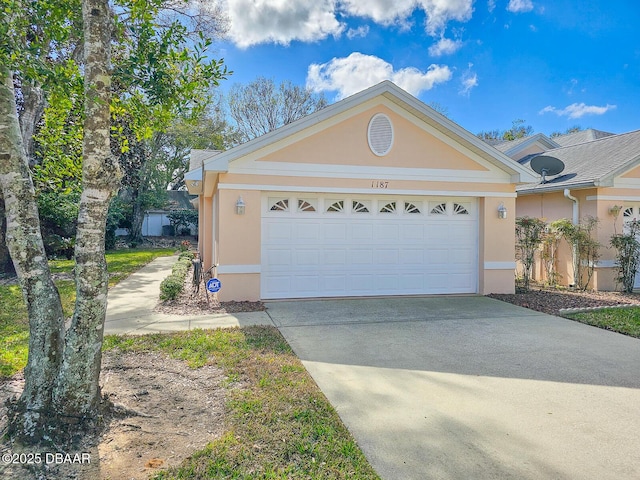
(105, 327), (380, 479)
(564, 307), (640, 338)
(0, 248), (176, 378)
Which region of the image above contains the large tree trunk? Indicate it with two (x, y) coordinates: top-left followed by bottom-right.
(52, 0), (120, 420)
(0, 65), (65, 443)
(0, 192), (16, 275)
(18, 81), (45, 166)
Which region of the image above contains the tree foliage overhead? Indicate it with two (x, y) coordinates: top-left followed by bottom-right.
(228, 77), (328, 142)
(477, 119), (534, 142)
(0, 0), (229, 445)
(550, 125), (584, 138)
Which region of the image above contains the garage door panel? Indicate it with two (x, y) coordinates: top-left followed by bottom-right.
(375, 224), (400, 240)
(402, 224), (425, 240)
(261, 195), (477, 299)
(295, 249), (320, 266)
(264, 248), (292, 268)
(324, 223), (348, 240)
(351, 249), (374, 265)
(322, 248), (347, 265)
(295, 222), (321, 240)
(321, 275), (347, 295)
(400, 248), (424, 264)
(351, 223), (374, 240)
(378, 249), (400, 264)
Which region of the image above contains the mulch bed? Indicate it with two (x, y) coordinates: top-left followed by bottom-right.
(488, 288), (640, 316)
(154, 263), (266, 316)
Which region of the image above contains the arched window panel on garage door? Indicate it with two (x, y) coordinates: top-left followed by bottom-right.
(404, 202), (422, 214)
(326, 200), (345, 213)
(269, 198), (289, 212)
(453, 203), (470, 215)
(297, 199), (317, 212)
(352, 200), (371, 213)
(379, 201), (397, 213)
(429, 202), (447, 215)
(623, 207), (636, 219)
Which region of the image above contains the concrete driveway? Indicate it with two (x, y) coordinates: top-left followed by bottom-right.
(267, 296), (640, 480)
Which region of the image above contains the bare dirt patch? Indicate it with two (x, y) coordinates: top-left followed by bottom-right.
(1, 351), (227, 480)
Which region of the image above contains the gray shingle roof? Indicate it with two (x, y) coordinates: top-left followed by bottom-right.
(551, 128), (615, 147)
(517, 129), (640, 193)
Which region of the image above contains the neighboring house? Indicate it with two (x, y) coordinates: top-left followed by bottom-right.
(141, 190), (198, 236)
(506, 129), (640, 290)
(185, 81), (535, 301)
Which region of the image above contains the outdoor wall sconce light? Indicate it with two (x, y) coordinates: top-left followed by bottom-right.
(609, 205), (622, 217)
(497, 203), (507, 219)
(235, 196), (246, 215)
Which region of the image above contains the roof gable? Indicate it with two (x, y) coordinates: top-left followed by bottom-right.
(192, 81), (535, 184)
(552, 128), (615, 147)
(494, 134), (560, 161)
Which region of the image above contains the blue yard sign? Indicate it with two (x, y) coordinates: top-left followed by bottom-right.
(206, 278), (222, 293)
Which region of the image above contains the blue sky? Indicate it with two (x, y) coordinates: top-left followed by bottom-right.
(213, 0), (640, 137)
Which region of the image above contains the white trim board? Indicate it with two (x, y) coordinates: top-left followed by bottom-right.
(484, 262), (517, 270)
(217, 264), (261, 274)
(218, 183), (517, 198)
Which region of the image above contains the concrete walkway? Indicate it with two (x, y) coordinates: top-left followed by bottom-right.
(269, 297), (640, 480)
(105, 255), (273, 335)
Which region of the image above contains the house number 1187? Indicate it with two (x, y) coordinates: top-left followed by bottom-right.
(371, 180), (389, 189)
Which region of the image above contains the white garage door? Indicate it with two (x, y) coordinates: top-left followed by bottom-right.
(261, 194), (478, 299)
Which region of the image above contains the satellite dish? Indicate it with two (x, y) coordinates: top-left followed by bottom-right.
(530, 155), (565, 183)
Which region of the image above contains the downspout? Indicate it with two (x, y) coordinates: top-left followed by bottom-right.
(563, 189), (579, 225)
(564, 189), (579, 286)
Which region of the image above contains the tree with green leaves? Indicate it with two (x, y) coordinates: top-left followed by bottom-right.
(515, 216), (547, 290)
(0, 0), (228, 444)
(477, 119), (534, 142)
(554, 217), (601, 290)
(610, 219), (640, 293)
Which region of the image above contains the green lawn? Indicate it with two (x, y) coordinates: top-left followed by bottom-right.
(564, 307), (640, 338)
(105, 327), (380, 480)
(0, 247), (175, 377)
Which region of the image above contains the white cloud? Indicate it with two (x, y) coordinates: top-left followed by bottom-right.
(306, 52), (452, 99)
(346, 25), (370, 39)
(428, 37), (463, 56)
(507, 0), (534, 13)
(487, 0), (496, 13)
(225, 1), (477, 47)
(226, 0), (344, 48)
(339, 0), (415, 26)
(459, 65), (478, 96)
(539, 103), (617, 119)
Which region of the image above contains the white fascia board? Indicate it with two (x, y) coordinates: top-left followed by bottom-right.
(502, 134), (560, 157)
(218, 183), (517, 198)
(202, 155), (229, 173)
(184, 168), (202, 181)
(603, 155), (640, 187)
(231, 161), (511, 184)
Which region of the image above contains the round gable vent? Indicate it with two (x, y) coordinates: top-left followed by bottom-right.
(367, 113), (394, 156)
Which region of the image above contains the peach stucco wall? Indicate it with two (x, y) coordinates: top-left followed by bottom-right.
(478, 196), (517, 294)
(258, 105), (488, 172)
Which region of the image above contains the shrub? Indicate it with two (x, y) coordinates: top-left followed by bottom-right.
(515, 217), (547, 290)
(159, 254), (194, 301)
(611, 219), (640, 293)
(555, 217), (601, 290)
